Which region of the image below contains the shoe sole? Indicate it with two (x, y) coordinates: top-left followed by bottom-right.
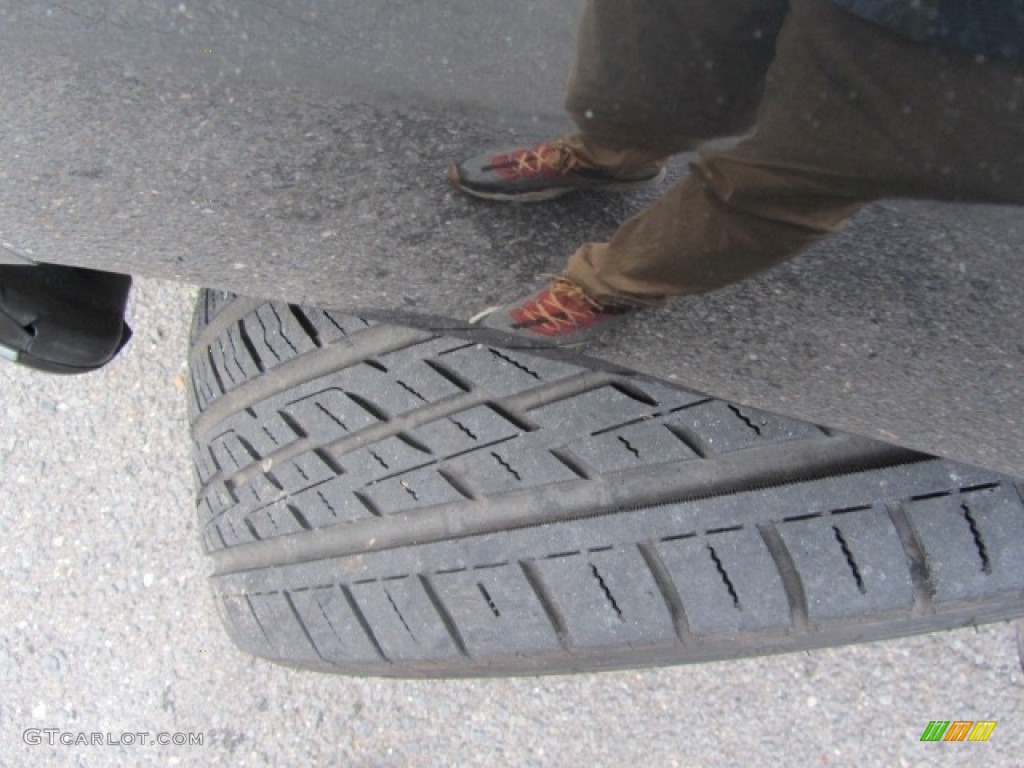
(447, 166), (667, 204)
(468, 305), (502, 325)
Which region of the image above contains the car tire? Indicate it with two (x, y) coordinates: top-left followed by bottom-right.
(188, 289), (1024, 677)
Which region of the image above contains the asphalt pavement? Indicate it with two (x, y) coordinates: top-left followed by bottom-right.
(2, 1), (1023, 477)
(1, 277), (1022, 768)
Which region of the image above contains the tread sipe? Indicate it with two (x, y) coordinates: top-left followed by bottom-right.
(188, 290), (1024, 677)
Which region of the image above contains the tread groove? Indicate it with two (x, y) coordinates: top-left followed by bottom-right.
(450, 417), (478, 441)
(322, 311), (354, 336)
(663, 423), (709, 459)
(189, 362), (206, 410)
(314, 447), (345, 476)
(316, 490), (340, 519)
(270, 304), (299, 354)
(255, 309), (285, 360)
(397, 380), (427, 402)
(225, 331), (246, 383)
(961, 502), (992, 575)
(354, 491), (383, 518)
(832, 505), (872, 516)
(618, 435), (641, 458)
(609, 380), (659, 407)
(421, 358), (474, 393)
(396, 432), (433, 455)
(757, 523), (808, 631)
(706, 525), (742, 535)
(489, 348), (540, 380)
(707, 543), (742, 609)
(283, 591), (326, 662)
(590, 563), (624, 621)
(314, 402), (349, 432)
(288, 305), (323, 348)
(660, 532), (697, 543)
(961, 482), (1000, 494)
(262, 469), (284, 492)
(277, 410), (308, 439)
(436, 468), (478, 501)
(549, 448), (595, 480)
(243, 594), (274, 647)
(519, 560), (571, 652)
(484, 402), (538, 433)
(236, 317), (266, 374)
(288, 504), (312, 531)
(210, 342), (231, 390)
(346, 392), (391, 423)
(213, 522), (229, 550)
(886, 502), (936, 613)
(637, 541), (693, 645)
(340, 585), (390, 663)
(384, 586), (416, 640)
(419, 575), (471, 658)
(491, 452), (522, 482)
(477, 583), (501, 618)
(234, 434), (262, 462)
(243, 518), (263, 542)
(728, 404), (763, 436)
(832, 525), (866, 594)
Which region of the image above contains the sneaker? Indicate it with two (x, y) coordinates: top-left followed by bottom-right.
(469, 277), (635, 345)
(447, 138), (666, 203)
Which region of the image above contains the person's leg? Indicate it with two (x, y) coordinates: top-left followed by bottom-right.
(448, 0), (789, 202)
(567, 0), (1024, 306)
(565, 0), (790, 160)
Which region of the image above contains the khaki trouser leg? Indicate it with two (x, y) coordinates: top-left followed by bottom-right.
(565, 0), (789, 155)
(567, 0), (1024, 306)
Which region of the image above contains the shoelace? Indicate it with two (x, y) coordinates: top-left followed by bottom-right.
(496, 141), (582, 179)
(514, 279), (606, 332)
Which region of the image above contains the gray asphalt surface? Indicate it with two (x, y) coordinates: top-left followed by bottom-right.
(1, 277), (1022, 768)
(2, 0), (1023, 478)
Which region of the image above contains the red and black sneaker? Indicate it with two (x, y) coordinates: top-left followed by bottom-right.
(447, 137), (665, 203)
(470, 277), (636, 345)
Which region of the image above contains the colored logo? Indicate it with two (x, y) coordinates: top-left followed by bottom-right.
(920, 721), (997, 742)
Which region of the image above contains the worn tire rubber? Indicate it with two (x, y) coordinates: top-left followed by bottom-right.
(188, 290), (1024, 677)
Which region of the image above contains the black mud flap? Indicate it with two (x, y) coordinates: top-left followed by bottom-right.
(0, 263), (133, 374)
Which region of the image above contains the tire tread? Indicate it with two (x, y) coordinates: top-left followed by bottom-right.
(190, 291), (1024, 677)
